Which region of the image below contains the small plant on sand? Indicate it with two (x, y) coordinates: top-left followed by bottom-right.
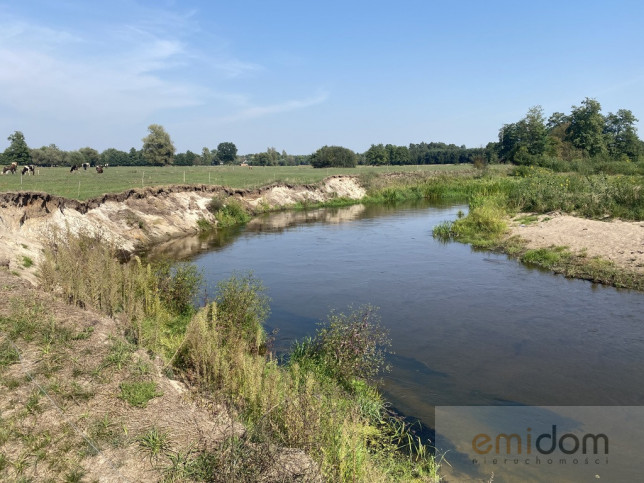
(137, 426), (170, 461)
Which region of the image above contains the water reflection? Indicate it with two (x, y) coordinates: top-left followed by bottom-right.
(148, 204), (369, 261)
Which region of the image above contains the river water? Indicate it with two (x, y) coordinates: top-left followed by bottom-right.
(151, 202), (644, 482)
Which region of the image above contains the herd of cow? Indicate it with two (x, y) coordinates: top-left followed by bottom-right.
(2, 162), (34, 175)
(1, 161), (108, 175)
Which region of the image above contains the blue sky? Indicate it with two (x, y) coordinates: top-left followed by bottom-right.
(1, 0), (643, 155)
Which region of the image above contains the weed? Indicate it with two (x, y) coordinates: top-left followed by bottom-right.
(137, 426), (170, 461)
(21, 256), (33, 268)
(103, 338), (134, 370)
(196, 217), (213, 231)
(64, 467), (86, 483)
(119, 380), (162, 408)
(0, 339), (19, 369)
(291, 305), (391, 388)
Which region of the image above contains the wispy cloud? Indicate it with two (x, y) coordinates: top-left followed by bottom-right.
(220, 92), (329, 123)
(0, 2), (328, 151)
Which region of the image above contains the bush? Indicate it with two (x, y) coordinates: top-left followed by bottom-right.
(208, 197), (251, 227)
(291, 305), (391, 388)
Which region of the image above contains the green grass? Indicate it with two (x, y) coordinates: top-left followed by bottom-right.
(119, 381), (162, 408)
(0, 164), (472, 200)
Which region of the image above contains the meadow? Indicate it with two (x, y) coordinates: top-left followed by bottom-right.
(0, 164), (468, 200)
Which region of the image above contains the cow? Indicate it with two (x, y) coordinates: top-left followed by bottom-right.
(95, 165), (104, 173)
(70, 164), (79, 173)
(82, 162), (90, 170)
(21, 165), (35, 175)
(2, 162), (17, 175)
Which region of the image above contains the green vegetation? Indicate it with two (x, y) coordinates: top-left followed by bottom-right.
(208, 196), (252, 227)
(119, 381), (162, 408)
(31, 229), (440, 481)
(2, 131), (32, 166)
(311, 145), (359, 168)
(0, 164), (468, 200)
(497, 98), (642, 164)
(423, 168), (644, 289)
(141, 124), (176, 166)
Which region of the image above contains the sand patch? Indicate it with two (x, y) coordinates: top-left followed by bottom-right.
(509, 213), (644, 273)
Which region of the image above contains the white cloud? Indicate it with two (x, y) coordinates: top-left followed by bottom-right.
(0, 4), (329, 151)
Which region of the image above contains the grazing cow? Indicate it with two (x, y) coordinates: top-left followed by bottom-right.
(2, 162), (18, 175)
(96, 165), (104, 173)
(70, 164), (79, 173)
(21, 165), (35, 175)
(82, 162), (90, 170)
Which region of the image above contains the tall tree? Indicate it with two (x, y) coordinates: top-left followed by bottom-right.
(604, 109), (641, 159)
(365, 144), (388, 165)
(142, 124), (175, 166)
(217, 142), (238, 164)
(3, 131), (32, 165)
(497, 106), (548, 163)
(79, 147), (100, 166)
(567, 98), (606, 157)
(100, 148), (130, 166)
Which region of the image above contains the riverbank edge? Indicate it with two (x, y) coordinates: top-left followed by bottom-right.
(0, 175), (441, 481)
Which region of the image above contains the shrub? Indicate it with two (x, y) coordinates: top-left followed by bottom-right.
(290, 305), (391, 388)
(208, 197), (251, 227)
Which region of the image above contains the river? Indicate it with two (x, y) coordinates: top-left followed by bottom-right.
(151, 202), (644, 482)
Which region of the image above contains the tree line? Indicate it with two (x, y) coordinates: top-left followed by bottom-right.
(494, 97), (643, 164)
(2, 97), (642, 169)
(0, 125), (242, 168)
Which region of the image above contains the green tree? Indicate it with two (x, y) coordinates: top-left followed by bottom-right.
(65, 150), (84, 167)
(142, 124), (175, 166)
(310, 145), (357, 168)
(31, 144), (65, 166)
(217, 142), (238, 164)
(201, 147), (214, 165)
(100, 148), (130, 166)
(567, 98), (606, 157)
(387, 144), (410, 165)
(3, 131), (32, 166)
(174, 150), (199, 166)
(364, 144), (388, 165)
(79, 147), (100, 166)
(497, 106), (548, 163)
(604, 109), (641, 159)
(128, 147), (144, 166)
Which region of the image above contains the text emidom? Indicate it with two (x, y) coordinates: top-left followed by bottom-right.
(472, 425), (609, 456)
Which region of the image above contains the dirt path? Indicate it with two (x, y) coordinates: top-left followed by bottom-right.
(509, 213), (644, 273)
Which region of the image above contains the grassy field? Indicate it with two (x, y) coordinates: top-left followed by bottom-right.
(0, 164), (469, 200)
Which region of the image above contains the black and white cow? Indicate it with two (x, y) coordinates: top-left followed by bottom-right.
(82, 162), (90, 170)
(21, 165), (35, 175)
(70, 164), (79, 173)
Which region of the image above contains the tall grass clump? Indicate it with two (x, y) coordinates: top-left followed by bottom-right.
(38, 227), (202, 355)
(208, 196), (251, 227)
(507, 169), (644, 220)
(432, 194), (508, 248)
(177, 290), (438, 481)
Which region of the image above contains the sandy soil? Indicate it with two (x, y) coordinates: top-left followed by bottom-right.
(0, 176), (366, 285)
(509, 212), (644, 273)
